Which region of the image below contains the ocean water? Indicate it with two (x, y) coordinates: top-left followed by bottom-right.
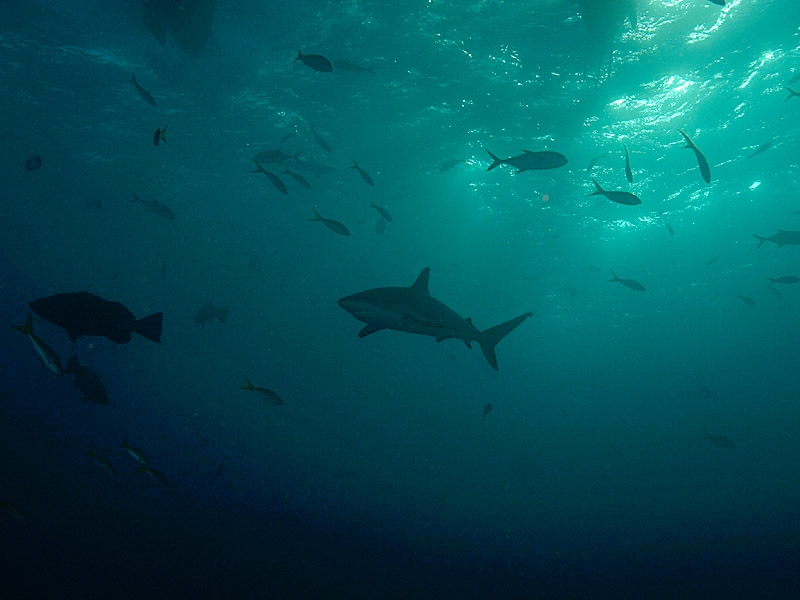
(2, 1), (800, 598)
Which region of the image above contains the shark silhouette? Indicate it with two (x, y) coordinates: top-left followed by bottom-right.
(338, 268), (531, 370)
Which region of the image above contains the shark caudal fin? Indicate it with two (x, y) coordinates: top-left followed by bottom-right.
(753, 234), (767, 248)
(134, 313), (163, 343)
(477, 313), (532, 370)
(609, 270), (620, 282)
(486, 150), (504, 171)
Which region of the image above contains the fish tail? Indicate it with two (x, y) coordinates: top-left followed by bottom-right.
(134, 312), (163, 343)
(477, 312), (532, 371)
(130, 72), (136, 83)
(609, 270), (619, 282)
(130, 192), (140, 203)
(11, 313), (33, 335)
(309, 209), (323, 222)
(766, 277), (776, 287)
(367, 65), (376, 76)
(240, 377), (254, 390)
(161, 125), (167, 143)
(752, 234), (766, 248)
(784, 87), (800, 101)
(589, 179), (603, 196)
(678, 129), (693, 148)
(290, 151), (303, 161)
(349, 160), (358, 169)
(486, 150), (503, 171)
(295, 50), (302, 62)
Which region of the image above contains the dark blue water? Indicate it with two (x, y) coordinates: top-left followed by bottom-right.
(2, 1), (800, 598)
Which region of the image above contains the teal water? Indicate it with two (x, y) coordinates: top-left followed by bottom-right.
(2, 1), (800, 598)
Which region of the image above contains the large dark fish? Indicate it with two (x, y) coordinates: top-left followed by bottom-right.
(349, 160), (374, 186)
(130, 192), (175, 220)
(738, 296), (755, 306)
(747, 141), (772, 158)
(665, 223), (675, 237)
(310, 209), (350, 236)
(129, 72), (157, 106)
(309, 121), (333, 153)
(678, 129), (711, 183)
(623, 144), (633, 183)
(295, 50), (332, 72)
(29, 292), (163, 343)
(334, 60), (375, 75)
(753, 230), (800, 248)
(251, 160), (288, 195)
(486, 149), (568, 173)
(64, 355), (108, 405)
(589, 179), (641, 205)
(609, 270), (646, 291)
(24, 155), (42, 173)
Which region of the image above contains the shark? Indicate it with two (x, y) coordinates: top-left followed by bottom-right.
(337, 268), (531, 370)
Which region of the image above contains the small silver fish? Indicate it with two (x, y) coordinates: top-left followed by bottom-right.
(609, 270), (646, 291)
(310, 209), (350, 236)
(349, 160), (374, 186)
(369, 200), (392, 222)
(129, 72), (157, 106)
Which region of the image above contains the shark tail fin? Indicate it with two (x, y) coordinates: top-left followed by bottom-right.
(309, 209), (323, 222)
(478, 313), (532, 370)
(784, 87), (800, 101)
(241, 377), (254, 390)
(766, 277), (776, 287)
(486, 150), (503, 171)
(753, 234), (767, 248)
(130, 72), (136, 83)
(609, 270), (620, 282)
(11, 313), (33, 336)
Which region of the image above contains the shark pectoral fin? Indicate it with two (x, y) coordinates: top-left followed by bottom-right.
(358, 324), (383, 338)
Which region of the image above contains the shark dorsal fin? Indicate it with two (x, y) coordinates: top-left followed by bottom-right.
(411, 268), (431, 295)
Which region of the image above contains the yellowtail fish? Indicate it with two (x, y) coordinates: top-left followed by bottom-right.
(11, 313), (63, 375)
